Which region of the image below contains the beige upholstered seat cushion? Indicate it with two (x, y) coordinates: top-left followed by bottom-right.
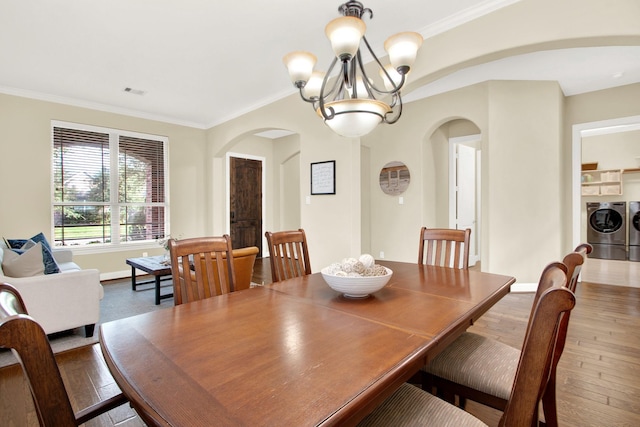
(358, 383), (487, 427)
(423, 331), (520, 400)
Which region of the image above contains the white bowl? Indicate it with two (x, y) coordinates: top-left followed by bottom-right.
(320, 266), (393, 298)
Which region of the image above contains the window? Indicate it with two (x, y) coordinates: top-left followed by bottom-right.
(52, 122), (168, 248)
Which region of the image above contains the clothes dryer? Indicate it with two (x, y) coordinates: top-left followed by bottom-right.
(586, 201), (627, 260)
(629, 201), (640, 261)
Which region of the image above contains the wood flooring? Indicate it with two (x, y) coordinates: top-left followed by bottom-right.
(1, 259), (639, 426)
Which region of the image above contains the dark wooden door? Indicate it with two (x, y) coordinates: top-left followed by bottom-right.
(230, 157), (262, 256)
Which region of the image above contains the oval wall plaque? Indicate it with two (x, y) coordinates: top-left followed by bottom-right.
(379, 161), (410, 195)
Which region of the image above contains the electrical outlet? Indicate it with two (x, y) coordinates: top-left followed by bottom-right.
(379, 251), (385, 259)
(142, 252), (148, 257)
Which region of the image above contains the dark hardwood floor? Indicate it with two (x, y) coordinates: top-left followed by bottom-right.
(1, 259), (639, 426)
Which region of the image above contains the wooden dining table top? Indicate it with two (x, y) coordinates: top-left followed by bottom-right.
(99, 260), (515, 427)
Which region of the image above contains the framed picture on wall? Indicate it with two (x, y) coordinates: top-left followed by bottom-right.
(311, 160), (336, 195)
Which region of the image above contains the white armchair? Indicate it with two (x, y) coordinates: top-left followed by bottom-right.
(0, 244), (103, 337)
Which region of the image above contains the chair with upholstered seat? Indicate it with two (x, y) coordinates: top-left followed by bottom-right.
(421, 243), (592, 427)
(541, 243), (592, 426)
(358, 263), (575, 427)
(168, 235), (237, 305)
(418, 227), (471, 269)
(0, 282), (128, 427)
(265, 228), (311, 282)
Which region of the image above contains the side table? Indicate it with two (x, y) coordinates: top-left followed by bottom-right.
(125, 256), (173, 305)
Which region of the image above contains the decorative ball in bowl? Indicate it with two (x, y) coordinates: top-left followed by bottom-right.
(321, 254), (393, 298)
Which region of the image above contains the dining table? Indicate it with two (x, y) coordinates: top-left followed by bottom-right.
(99, 260), (515, 427)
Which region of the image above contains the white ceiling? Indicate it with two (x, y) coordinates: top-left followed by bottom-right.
(1, 0), (639, 130)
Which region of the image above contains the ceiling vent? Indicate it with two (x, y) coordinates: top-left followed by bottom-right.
(123, 87), (146, 96)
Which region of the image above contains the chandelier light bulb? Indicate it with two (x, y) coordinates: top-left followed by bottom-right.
(380, 64), (403, 91)
(349, 76), (370, 99)
(302, 71), (326, 99)
(283, 51), (317, 87)
(325, 16), (366, 61)
(384, 32), (423, 72)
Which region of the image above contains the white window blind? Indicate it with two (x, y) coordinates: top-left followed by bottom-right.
(52, 123), (167, 247)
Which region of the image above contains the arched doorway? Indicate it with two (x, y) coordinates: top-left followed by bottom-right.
(426, 118), (482, 266)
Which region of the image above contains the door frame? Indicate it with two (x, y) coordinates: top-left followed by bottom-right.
(226, 152), (267, 255)
(449, 134), (481, 265)
(572, 115), (640, 249)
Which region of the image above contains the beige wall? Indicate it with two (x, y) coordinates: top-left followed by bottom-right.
(484, 81), (564, 281)
(206, 95), (365, 270)
(0, 93), (207, 277)
(362, 80), (564, 283)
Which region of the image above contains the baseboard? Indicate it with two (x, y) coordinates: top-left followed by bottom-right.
(510, 282), (536, 293)
(101, 269), (135, 282)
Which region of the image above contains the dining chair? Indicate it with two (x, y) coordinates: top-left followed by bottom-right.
(358, 263), (575, 427)
(418, 227), (471, 269)
(168, 235), (237, 305)
(190, 246), (259, 291)
(421, 243), (591, 426)
(265, 228), (312, 282)
(0, 282), (129, 427)
(541, 243), (592, 426)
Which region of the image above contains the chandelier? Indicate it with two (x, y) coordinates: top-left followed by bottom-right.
(283, 1), (423, 138)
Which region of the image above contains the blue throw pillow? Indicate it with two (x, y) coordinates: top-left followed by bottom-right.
(7, 233), (60, 275)
(6, 239), (27, 249)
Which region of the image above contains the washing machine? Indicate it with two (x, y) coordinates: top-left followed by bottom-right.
(629, 202), (640, 261)
(586, 201), (627, 260)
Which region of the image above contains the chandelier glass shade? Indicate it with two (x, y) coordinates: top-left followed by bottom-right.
(283, 1), (423, 137)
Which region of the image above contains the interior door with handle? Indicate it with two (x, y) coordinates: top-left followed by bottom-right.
(450, 137), (480, 266)
(229, 157), (263, 256)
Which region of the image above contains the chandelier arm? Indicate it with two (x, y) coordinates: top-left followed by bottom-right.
(318, 57), (340, 120)
(325, 70), (344, 100)
(348, 57), (358, 98)
(361, 36), (406, 95)
(297, 89), (317, 104)
(384, 92), (403, 124)
(355, 50), (376, 98)
(387, 92), (398, 108)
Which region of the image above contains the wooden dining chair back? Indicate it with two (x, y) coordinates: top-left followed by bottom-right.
(193, 246), (258, 292)
(421, 245), (590, 427)
(418, 227), (471, 269)
(542, 243), (591, 427)
(358, 265), (575, 427)
(265, 229), (312, 282)
(500, 274), (575, 427)
(168, 235), (237, 305)
(0, 283), (128, 427)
